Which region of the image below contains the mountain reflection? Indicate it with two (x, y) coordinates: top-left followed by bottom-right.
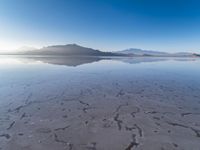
(29, 56), (196, 66)
(27, 56), (103, 66)
(0, 55), (198, 67)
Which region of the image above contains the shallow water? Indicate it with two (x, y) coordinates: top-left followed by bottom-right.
(0, 56), (200, 150)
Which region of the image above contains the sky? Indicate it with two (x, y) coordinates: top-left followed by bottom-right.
(0, 0), (200, 52)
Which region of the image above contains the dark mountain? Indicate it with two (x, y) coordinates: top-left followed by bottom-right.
(19, 44), (124, 56)
(193, 53), (200, 57)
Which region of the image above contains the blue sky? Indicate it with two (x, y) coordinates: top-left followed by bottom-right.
(0, 0), (200, 52)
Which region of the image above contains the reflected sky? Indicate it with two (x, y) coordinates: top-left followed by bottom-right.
(0, 55), (200, 112)
(0, 56), (200, 83)
(0, 55), (199, 66)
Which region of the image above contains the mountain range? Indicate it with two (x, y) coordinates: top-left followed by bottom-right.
(16, 44), (124, 56)
(1, 44), (200, 57)
(116, 48), (168, 56)
(116, 48), (199, 57)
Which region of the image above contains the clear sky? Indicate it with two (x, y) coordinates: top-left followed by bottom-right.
(0, 0), (200, 52)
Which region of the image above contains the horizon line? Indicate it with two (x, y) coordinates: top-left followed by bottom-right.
(0, 43), (199, 54)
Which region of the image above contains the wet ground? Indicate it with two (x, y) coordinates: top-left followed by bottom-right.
(0, 56), (200, 150)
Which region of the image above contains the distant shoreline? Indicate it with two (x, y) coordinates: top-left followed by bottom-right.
(0, 54), (200, 58)
(0, 44), (199, 57)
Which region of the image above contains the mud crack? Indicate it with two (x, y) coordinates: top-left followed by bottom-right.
(114, 113), (123, 130)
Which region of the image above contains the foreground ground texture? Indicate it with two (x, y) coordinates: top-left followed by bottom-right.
(0, 57), (200, 150)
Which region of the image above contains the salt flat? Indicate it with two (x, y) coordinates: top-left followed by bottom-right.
(0, 56), (200, 150)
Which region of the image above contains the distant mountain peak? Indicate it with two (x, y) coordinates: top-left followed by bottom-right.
(117, 48), (168, 56)
(69, 43), (80, 46)
(117, 48), (200, 57)
(17, 44), (123, 56)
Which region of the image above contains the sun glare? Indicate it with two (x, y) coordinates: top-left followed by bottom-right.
(0, 41), (20, 52)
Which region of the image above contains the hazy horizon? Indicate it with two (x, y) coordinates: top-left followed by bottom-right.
(0, 43), (199, 54)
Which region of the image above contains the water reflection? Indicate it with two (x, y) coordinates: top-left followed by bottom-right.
(26, 56), (103, 66)
(0, 55), (199, 67)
